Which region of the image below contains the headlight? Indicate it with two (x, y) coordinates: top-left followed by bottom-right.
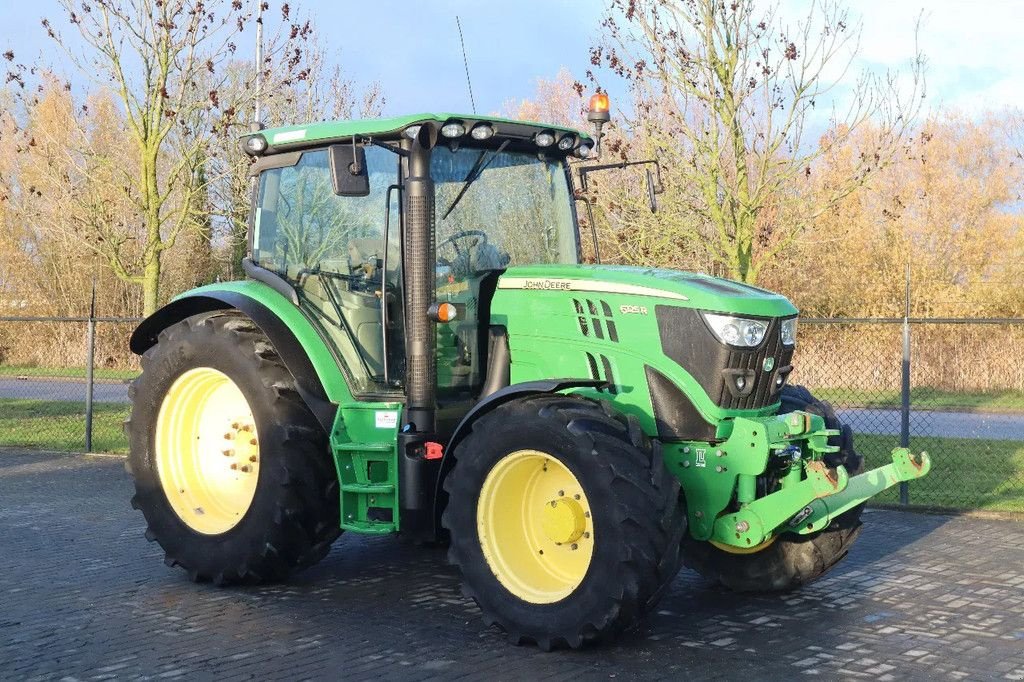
(781, 317), (797, 346)
(241, 134), (268, 156)
(441, 121), (466, 138)
(534, 131), (555, 147)
(703, 313), (768, 348)
(470, 123), (494, 140)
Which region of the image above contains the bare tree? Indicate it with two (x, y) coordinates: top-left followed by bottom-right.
(38, 0), (314, 314)
(594, 0), (925, 283)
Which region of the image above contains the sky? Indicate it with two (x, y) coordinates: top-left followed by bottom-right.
(0, 0), (1021, 119)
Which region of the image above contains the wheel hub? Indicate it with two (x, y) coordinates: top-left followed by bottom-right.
(541, 498), (586, 545)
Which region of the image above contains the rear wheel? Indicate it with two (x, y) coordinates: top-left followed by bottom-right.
(442, 394), (686, 649)
(126, 311), (340, 584)
(682, 385), (864, 592)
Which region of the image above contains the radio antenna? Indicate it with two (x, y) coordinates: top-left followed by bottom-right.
(455, 16), (477, 114)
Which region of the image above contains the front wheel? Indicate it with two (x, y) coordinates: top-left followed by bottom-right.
(442, 395), (687, 649)
(126, 311), (340, 584)
(681, 384), (864, 592)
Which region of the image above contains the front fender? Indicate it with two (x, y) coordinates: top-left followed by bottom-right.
(130, 281), (353, 432)
(426, 378), (606, 539)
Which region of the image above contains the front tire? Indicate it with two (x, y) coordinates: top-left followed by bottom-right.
(442, 395), (686, 649)
(682, 384), (864, 592)
(126, 311), (340, 584)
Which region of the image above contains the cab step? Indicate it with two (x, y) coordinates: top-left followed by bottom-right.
(332, 440), (399, 535)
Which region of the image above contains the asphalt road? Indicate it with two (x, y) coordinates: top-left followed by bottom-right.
(4, 378), (1021, 441)
(0, 377), (131, 403)
(837, 407), (1024, 441)
(2, 449), (1023, 680)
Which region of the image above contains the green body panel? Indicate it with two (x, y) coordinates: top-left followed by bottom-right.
(260, 113), (591, 148)
(490, 264), (797, 436)
(176, 281), (355, 404)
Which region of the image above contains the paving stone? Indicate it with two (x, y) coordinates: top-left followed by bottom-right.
(1, 450), (1022, 681)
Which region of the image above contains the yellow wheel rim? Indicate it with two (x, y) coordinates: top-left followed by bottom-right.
(155, 367), (260, 535)
(709, 535), (778, 555)
(476, 449), (594, 604)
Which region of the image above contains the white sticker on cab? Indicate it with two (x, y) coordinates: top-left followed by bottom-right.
(375, 411), (398, 429)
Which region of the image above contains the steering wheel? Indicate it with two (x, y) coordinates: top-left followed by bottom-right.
(437, 229), (489, 261)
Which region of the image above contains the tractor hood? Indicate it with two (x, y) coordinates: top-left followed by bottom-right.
(496, 264), (798, 318)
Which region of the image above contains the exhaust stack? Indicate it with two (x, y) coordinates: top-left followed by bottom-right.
(402, 125), (438, 433)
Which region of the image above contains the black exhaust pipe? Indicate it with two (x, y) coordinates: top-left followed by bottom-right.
(398, 124), (442, 541)
(403, 125), (438, 433)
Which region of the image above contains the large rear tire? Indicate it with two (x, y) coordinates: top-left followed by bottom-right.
(442, 394), (686, 649)
(681, 385), (864, 592)
(126, 311), (340, 584)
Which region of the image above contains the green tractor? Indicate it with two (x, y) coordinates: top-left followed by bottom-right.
(126, 96), (930, 649)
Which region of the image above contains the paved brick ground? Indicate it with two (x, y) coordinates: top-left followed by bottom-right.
(1, 450), (1023, 681)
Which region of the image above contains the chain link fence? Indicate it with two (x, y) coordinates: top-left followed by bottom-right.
(1, 312), (1022, 513)
(0, 315), (140, 453)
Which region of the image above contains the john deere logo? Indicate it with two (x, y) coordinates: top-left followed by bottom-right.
(763, 357), (775, 372)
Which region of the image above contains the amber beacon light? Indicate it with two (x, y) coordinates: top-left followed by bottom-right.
(586, 92), (611, 159)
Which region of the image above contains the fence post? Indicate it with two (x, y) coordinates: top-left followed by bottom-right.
(899, 266), (911, 505)
(84, 281), (96, 453)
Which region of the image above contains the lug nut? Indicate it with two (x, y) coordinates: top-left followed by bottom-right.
(736, 521), (750, 533)
(230, 463), (238, 470)
(249, 455), (257, 463)
(249, 438), (257, 446)
(240, 465), (251, 473)
(223, 433), (233, 440)
(231, 422), (240, 430)
(222, 449), (234, 457)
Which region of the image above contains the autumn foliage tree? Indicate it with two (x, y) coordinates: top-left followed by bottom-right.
(592, 0), (925, 283)
(25, 0), (317, 314)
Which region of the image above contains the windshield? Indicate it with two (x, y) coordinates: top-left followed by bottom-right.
(432, 147), (579, 274)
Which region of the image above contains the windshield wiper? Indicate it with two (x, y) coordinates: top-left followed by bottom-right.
(441, 139), (510, 220)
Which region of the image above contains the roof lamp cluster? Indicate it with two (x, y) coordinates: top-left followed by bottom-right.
(404, 121), (594, 158)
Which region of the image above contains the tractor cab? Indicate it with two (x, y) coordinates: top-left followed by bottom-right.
(242, 113), (592, 428)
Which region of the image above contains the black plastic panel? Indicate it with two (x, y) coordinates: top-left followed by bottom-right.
(655, 305), (795, 410)
(645, 365), (718, 441)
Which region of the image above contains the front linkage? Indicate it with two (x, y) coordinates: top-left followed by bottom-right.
(666, 411), (932, 551)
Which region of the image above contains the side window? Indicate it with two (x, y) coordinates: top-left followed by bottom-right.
(253, 147), (402, 394)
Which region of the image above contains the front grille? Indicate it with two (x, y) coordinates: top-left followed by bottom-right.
(655, 306), (794, 410)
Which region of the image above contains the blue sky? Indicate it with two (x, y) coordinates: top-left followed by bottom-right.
(1, 0), (1020, 118)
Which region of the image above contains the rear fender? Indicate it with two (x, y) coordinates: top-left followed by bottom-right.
(130, 281), (352, 433)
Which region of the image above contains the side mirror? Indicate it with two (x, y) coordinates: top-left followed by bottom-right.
(329, 143), (370, 197)
(646, 168), (658, 214)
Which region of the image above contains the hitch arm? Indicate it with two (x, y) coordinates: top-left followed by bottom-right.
(709, 448), (931, 549)
(794, 448), (932, 535)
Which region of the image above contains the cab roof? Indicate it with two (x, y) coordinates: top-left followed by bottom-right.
(259, 113), (591, 149)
